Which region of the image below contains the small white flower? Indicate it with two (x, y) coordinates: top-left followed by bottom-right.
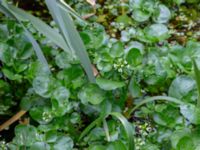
(118, 68), (123, 72)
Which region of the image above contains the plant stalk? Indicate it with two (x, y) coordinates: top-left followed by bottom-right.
(0, 110), (27, 132)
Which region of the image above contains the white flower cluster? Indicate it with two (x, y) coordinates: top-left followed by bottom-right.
(0, 141), (7, 150)
(42, 112), (52, 122)
(113, 58), (130, 73)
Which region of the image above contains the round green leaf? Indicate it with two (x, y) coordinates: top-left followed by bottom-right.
(180, 104), (200, 125)
(170, 129), (191, 149)
(177, 136), (195, 150)
(153, 4), (171, 23)
(0, 43), (16, 66)
(125, 48), (143, 67)
(132, 9), (151, 22)
(96, 78), (125, 91)
(52, 86), (70, 116)
(53, 136), (73, 150)
(32, 75), (52, 98)
(13, 125), (38, 146)
(110, 41), (124, 58)
(55, 51), (73, 69)
(145, 24), (169, 42)
(30, 106), (53, 124)
(168, 75), (196, 101)
(128, 76), (141, 98)
(116, 15), (132, 25)
(30, 142), (50, 150)
(78, 84), (105, 105)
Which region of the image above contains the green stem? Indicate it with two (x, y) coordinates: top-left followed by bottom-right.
(127, 96), (185, 118)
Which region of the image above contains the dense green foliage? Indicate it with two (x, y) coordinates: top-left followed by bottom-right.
(0, 0), (200, 149)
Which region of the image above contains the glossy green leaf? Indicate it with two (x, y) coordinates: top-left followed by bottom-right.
(145, 24), (169, 42)
(132, 9), (151, 22)
(2, 68), (22, 81)
(116, 15), (132, 25)
(13, 125), (38, 146)
(126, 48), (143, 67)
(131, 0), (155, 22)
(153, 4), (171, 23)
(53, 136), (74, 150)
(32, 75), (52, 98)
(170, 129), (191, 149)
(177, 136), (195, 150)
(129, 76), (141, 98)
(96, 78), (125, 91)
(52, 86), (70, 116)
(30, 106), (53, 124)
(180, 104), (200, 124)
(110, 41), (124, 58)
(78, 84), (105, 105)
(168, 75), (196, 101)
(153, 106), (182, 127)
(0, 43), (16, 66)
(55, 51), (73, 69)
(30, 142), (50, 150)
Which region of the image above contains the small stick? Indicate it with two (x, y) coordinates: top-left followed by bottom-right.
(82, 13), (95, 20)
(0, 110), (27, 132)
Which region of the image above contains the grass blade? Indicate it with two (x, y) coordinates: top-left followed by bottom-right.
(57, 0), (86, 23)
(193, 60), (200, 107)
(79, 113), (135, 150)
(45, 0), (95, 83)
(127, 96), (186, 118)
(0, 3), (15, 18)
(6, 4), (70, 53)
(23, 28), (50, 72)
(103, 119), (111, 142)
(110, 112), (135, 150)
(79, 116), (104, 141)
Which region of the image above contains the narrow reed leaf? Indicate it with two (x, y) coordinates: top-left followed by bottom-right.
(79, 116), (104, 141)
(110, 112), (135, 150)
(103, 119), (110, 142)
(45, 0), (95, 82)
(127, 96), (186, 118)
(57, 0), (87, 24)
(6, 4), (70, 53)
(79, 112), (135, 150)
(193, 60), (200, 107)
